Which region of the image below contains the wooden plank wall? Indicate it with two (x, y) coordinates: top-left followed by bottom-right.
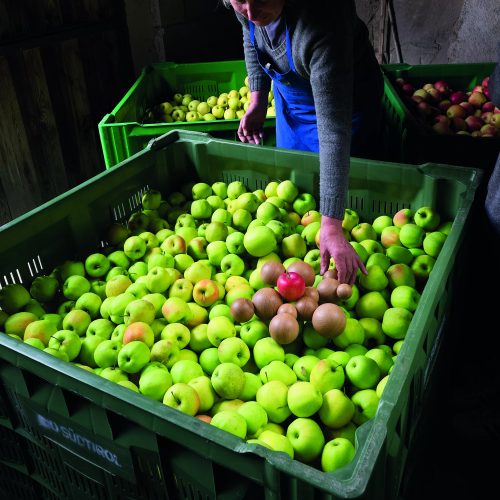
(0, 0), (135, 226)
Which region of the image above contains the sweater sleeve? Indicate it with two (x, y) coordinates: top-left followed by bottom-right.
(489, 41), (500, 107)
(234, 11), (272, 94)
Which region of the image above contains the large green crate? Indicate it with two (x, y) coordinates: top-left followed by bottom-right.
(381, 62), (498, 171)
(99, 60), (277, 168)
(0, 130), (482, 499)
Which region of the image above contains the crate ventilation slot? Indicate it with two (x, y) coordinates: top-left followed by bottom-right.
(221, 170), (270, 191)
(1, 267), (24, 287)
(184, 80), (219, 101)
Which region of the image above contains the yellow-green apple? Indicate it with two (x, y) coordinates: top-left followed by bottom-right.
(89, 280), (107, 300)
(168, 278), (193, 303)
(344, 344), (368, 358)
(207, 194), (225, 211)
(382, 307), (413, 340)
(327, 351), (351, 369)
(225, 284), (254, 307)
(209, 302), (232, 320)
(365, 348), (394, 376)
(24, 338), (45, 350)
(110, 323), (126, 343)
(286, 381), (323, 417)
(99, 367), (128, 383)
(301, 210), (322, 227)
(123, 299), (156, 325)
(218, 337), (250, 367)
(161, 297), (192, 324)
(93, 339), (121, 367)
(309, 358), (345, 394)
(4, 311), (37, 337)
(138, 362), (172, 401)
(150, 339), (180, 367)
(184, 261), (213, 284)
(211, 362), (246, 399)
(206, 241), (228, 267)
(141, 293), (167, 319)
(286, 417), (324, 463)
(62, 309), (92, 336)
(318, 388), (355, 428)
(160, 322), (191, 349)
(211, 181), (228, 199)
(423, 231), (447, 257)
(106, 267), (129, 281)
(281, 233), (307, 259)
(188, 375), (217, 412)
(236, 192), (259, 213)
(185, 302), (209, 329)
(226, 231), (246, 255)
(411, 254), (436, 283)
(239, 319), (269, 348)
(105, 274), (133, 297)
(345, 354), (381, 389)
(254, 429), (294, 458)
(108, 292), (135, 324)
(204, 221), (228, 243)
(260, 360), (297, 385)
(198, 346), (220, 375)
(226, 180), (247, 200)
(358, 264), (389, 292)
(211, 207), (232, 226)
(333, 317), (366, 349)
(170, 359), (204, 384)
(44, 346), (70, 361)
(160, 234), (186, 256)
(255, 201), (281, 224)
(386, 263), (415, 290)
(141, 189), (162, 210)
(292, 355), (320, 381)
(372, 215), (393, 235)
(146, 252), (174, 271)
(237, 401), (268, 437)
(302, 323), (329, 349)
(275, 180), (298, 203)
(123, 235), (147, 261)
(191, 182), (212, 200)
(240, 372), (264, 401)
(207, 315), (236, 346)
(186, 236), (208, 261)
(29, 275), (59, 303)
(127, 262), (148, 283)
(77, 335), (105, 367)
(117, 379), (139, 392)
(253, 337), (285, 369)
(190, 199), (212, 220)
(75, 292), (103, 319)
(321, 437), (355, 472)
(188, 324), (211, 352)
(390, 285), (420, 312)
(256, 380), (291, 423)
(86, 318), (115, 340)
(380, 226), (401, 248)
(220, 254), (245, 277)
(359, 239), (384, 257)
(163, 382), (200, 416)
(351, 388), (380, 425)
(341, 209), (360, 232)
(264, 181), (278, 198)
(386, 245), (413, 265)
(232, 209), (252, 231)
(156, 228), (174, 244)
(351, 222), (377, 242)
(414, 206), (440, 230)
(138, 231), (160, 250)
(210, 410), (247, 439)
(399, 223), (425, 249)
(358, 317), (386, 348)
(48, 330), (82, 361)
(117, 340), (150, 373)
(63, 275), (91, 301)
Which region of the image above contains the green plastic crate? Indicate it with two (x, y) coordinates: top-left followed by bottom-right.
(0, 130), (482, 499)
(99, 60), (276, 168)
(381, 62), (499, 171)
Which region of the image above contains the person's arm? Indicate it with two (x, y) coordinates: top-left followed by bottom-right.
(291, 0), (368, 283)
(233, 11), (271, 144)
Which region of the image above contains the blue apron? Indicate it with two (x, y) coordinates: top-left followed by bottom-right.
(249, 21), (377, 155)
(249, 21), (319, 152)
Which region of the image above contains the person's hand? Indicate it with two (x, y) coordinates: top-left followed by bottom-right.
(237, 90), (269, 144)
(319, 215), (367, 285)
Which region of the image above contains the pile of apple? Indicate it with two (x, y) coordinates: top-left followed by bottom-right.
(143, 75), (275, 124)
(394, 74), (500, 136)
(0, 179), (450, 474)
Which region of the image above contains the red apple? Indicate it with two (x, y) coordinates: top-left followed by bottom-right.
(449, 91), (467, 105)
(277, 272), (306, 302)
(459, 101), (475, 115)
(446, 104), (466, 119)
(465, 115), (484, 132)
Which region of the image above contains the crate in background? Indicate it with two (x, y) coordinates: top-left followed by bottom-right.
(0, 130), (482, 499)
(98, 60), (277, 168)
(381, 62), (498, 171)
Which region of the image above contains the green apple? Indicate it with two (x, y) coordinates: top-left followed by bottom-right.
(75, 292), (103, 319)
(77, 335), (105, 367)
(188, 374), (217, 412)
(58, 260), (86, 283)
(48, 330), (82, 361)
(198, 347), (221, 375)
(87, 318), (115, 340)
(411, 254), (436, 283)
(209, 303), (232, 320)
(226, 231), (246, 255)
(105, 275), (133, 297)
(161, 322), (191, 349)
(220, 254), (245, 277)
(253, 337), (285, 369)
(286, 417), (324, 463)
(344, 344), (368, 358)
(301, 221), (321, 246)
(207, 315), (236, 346)
(160, 234), (187, 256)
(380, 226), (401, 248)
(351, 388), (380, 425)
(170, 359), (204, 384)
(227, 180), (247, 200)
(292, 355), (320, 381)
(318, 388), (355, 428)
(256, 380), (291, 423)
(365, 348), (394, 376)
(351, 222), (377, 242)
(237, 401), (268, 437)
(386, 263), (416, 289)
(358, 317), (386, 348)
(390, 285), (420, 312)
(382, 307), (413, 340)
(4, 311), (38, 337)
(276, 180), (298, 203)
(264, 181), (279, 198)
(123, 235), (147, 261)
(218, 337), (250, 367)
(63, 275), (91, 301)
(123, 298), (156, 325)
(150, 339), (180, 367)
(422, 231), (447, 258)
(386, 245), (413, 265)
(127, 262), (148, 282)
(191, 182), (212, 200)
(372, 215), (393, 235)
(184, 261), (213, 284)
(358, 264), (389, 292)
(328, 351), (352, 368)
(414, 206), (440, 231)
(309, 358), (345, 394)
(292, 193), (316, 216)
(139, 362), (172, 401)
(302, 323), (329, 349)
(239, 319), (269, 348)
(376, 374), (389, 398)
(99, 366), (128, 383)
(359, 239), (384, 257)
(206, 241), (228, 267)
(93, 339), (121, 368)
(168, 278), (193, 303)
(256, 201), (281, 224)
(188, 324), (211, 352)
(399, 223), (425, 249)
(161, 297), (192, 324)
(342, 209), (360, 232)
(236, 192), (259, 213)
(260, 360), (297, 386)
(287, 381), (323, 417)
(204, 221), (228, 242)
(321, 438), (355, 472)
(211, 207), (232, 226)
(141, 293), (167, 319)
(256, 430), (294, 458)
(232, 209), (253, 232)
(281, 233), (307, 259)
(212, 181), (228, 199)
(210, 410), (247, 439)
(345, 354), (381, 389)
(240, 372), (264, 401)
(117, 340), (150, 373)
(108, 292), (135, 323)
(211, 362), (246, 399)
(163, 382), (200, 416)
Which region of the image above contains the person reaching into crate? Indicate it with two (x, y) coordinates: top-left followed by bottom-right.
(222, 0), (384, 284)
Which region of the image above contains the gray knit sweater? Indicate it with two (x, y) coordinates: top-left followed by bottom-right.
(232, 0), (381, 219)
